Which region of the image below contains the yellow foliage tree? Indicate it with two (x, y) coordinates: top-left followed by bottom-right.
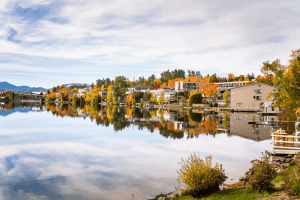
(161, 82), (168, 88)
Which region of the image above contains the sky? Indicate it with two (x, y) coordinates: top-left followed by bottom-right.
(0, 0), (300, 88)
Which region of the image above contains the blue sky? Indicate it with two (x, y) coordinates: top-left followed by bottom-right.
(0, 0), (300, 88)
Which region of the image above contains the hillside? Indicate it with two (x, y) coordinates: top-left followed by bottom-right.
(0, 81), (48, 92)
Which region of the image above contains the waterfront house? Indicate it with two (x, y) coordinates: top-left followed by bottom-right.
(77, 87), (92, 97)
(175, 81), (199, 90)
(0, 89), (5, 101)
(228, 82), (278, 111)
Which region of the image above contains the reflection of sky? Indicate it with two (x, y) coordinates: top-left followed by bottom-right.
(0, 110), (272, 199)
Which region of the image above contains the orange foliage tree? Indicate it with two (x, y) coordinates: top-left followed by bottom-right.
(127, 93), (135, 106)
(204, 83), (219, 100)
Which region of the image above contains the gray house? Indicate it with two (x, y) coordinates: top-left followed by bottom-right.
(228, 82), (279, 112)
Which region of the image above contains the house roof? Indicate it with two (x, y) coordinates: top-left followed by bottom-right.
(228, 82), (276, 90)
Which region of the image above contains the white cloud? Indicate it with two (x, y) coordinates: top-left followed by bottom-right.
(0, 63), (62, 73)
(0, 0), (300, 85)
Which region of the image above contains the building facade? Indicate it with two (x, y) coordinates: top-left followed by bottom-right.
(174, 81), (199, 91)
(228, 83), (277, 111)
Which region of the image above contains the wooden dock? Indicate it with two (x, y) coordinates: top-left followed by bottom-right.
(271, 129), (300, 155)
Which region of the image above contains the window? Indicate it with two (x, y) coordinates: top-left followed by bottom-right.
(253, 96), (256, 100)
(255, 125), (261, 128)
(236, 103), (243, 107)
(236, 116), (243, 120)
(252, 130), (261, 134)
(256, 96), (262, 100)
(254, 89), (262, 94)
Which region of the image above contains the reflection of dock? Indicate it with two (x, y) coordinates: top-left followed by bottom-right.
(271, 129), (300, 155)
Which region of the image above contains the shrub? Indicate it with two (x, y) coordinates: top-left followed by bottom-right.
(188, 93), (203, 107)
(214, 102), (218, 107)
(209, 102), (213, 107)
(177, 153), (227, 197)
(244, 151), (276, 192)
(283, 170), (300, 195)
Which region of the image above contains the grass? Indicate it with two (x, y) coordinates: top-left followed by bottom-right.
(176, 188), (268, 200)
(271, 165), (297, 187)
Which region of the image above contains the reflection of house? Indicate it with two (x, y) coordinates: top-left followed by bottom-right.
(174, 122), (198, 130)
(228, 83), (278, 111)
(229, 113), (275, 141)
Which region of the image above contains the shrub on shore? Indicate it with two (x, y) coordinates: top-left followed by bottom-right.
(244, 151), (276, 192)
(177, 153), (227, 197)
(282, 153), (300, 196)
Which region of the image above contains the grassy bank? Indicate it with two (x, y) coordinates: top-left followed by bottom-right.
(176, 166), (298, 200)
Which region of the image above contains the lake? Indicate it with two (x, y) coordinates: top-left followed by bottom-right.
(0, 103), (276, 200)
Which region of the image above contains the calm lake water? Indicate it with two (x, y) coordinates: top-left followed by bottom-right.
(0, 103), (275, 200)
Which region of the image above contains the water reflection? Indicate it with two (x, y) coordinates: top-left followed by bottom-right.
(0, 103), (283, 142)
(0, 102), (279, 199)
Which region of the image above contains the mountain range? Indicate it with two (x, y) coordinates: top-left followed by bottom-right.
(0, 82), (88, 92)
(0, 82), (49, 92)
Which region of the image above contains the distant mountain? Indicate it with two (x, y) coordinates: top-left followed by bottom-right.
(63, 83), (87, 87)
(0, 81), (48, 92)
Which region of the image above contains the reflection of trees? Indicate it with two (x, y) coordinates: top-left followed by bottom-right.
(106, 106), (130, 131)
(4, 102), (12, 110)
(186, 115), (218, 136)
(15, 103), (220, 138)
(198, 117), (218, 135)
(158, 124), (184, 139)
(188, 109), (202, 125)
(222, 114), (229, 128)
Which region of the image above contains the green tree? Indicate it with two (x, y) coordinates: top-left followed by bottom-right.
(189, 93), (203, 107)
(111, 77), (129, 104)
(95, 94), (101, 104)
(71, 93), (78, 103)
(267, 50), (300, 111)
(134, 92), (144, 102)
